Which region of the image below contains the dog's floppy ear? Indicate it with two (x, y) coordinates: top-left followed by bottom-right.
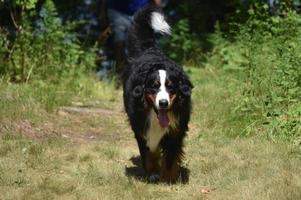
(131, 71), (146, 98)
(132, 85), (144, 98)
(179, 76), (193, 96)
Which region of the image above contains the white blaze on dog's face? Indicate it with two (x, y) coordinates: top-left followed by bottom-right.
(156, 70), (170, 109)
(144, 69), (178, 128)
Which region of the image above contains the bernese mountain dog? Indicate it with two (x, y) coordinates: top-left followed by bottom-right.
(123, 3), (193, 183)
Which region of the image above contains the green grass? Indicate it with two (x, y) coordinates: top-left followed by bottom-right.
(0, 76), (119, 123)
(1, 68), (301, 199)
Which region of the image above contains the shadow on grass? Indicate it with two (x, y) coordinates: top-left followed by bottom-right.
(125, 156), (190, 184)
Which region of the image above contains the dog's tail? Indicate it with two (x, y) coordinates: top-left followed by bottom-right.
(127, 4), (171, 60)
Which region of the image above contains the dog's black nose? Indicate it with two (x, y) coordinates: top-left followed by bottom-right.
(159, 99), (169, 109)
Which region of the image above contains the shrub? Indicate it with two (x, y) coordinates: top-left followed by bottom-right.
(0, 0), (96, 83)
(163, 18), (204, 64)
(207, 4), (301, 141)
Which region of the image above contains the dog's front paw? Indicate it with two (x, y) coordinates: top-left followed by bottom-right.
(148, 174), (160, 182)
(160, 169), (178, 184)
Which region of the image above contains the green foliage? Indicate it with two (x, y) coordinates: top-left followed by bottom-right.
(165, 19), (202, 64)
(0, 0), (96, 83)
(207, 6), (301, 141)
(13, 0), (38, 10)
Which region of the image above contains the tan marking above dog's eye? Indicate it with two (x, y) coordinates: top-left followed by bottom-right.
(166, 80), (172, 86)
(152, 80), (160, 87)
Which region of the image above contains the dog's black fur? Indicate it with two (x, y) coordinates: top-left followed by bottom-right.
(123, 4), (193, 183)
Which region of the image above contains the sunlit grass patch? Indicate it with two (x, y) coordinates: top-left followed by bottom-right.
(0, 76), (120, 140)
(1, 67), (301, 199)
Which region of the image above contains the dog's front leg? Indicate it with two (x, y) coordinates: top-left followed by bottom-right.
(160, 136), (184, 183)
(145, 150), (160, 175)
(135, 134), (160, 175)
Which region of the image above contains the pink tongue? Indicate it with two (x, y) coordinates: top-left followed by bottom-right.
(158, 110), (169, 128)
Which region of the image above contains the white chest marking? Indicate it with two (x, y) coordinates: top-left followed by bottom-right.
(146, 109), (167, 152)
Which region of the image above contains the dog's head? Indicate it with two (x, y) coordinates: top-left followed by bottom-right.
(132, 67), (192, 128)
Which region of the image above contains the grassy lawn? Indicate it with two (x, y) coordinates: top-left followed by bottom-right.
(1, 68), (301, 200)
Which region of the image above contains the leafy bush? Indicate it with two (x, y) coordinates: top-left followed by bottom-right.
(207, 4), (301, 141)
(0, 0), (96, 83)
(164, 18), (203, 64)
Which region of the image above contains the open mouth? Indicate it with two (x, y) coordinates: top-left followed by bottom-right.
(157, 109), (170, 128)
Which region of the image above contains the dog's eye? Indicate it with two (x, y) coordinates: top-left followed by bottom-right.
(151, 81), (160, 89)
(166, 83), (175, 93)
